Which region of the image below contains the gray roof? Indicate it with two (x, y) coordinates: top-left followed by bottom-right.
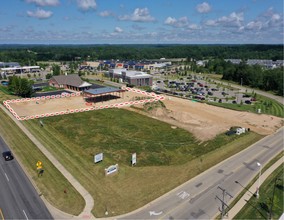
(84, 87), (121, 95)
(51, 74), (91, 87)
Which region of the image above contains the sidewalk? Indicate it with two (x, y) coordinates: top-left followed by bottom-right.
(227, 156), (284, 219)
(0, 104), (95, 219)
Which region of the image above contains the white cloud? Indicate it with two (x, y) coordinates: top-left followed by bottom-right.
(245, 21), (263, 30)
(114, 27), (123, 33)
(99, 10), (113, 17)
(27, 8), (53, 19)
(118, 8), (155, 22)
(205, 12), (244, 27)
(188, 24), (200, 30)
(205, 19), (217, 26)
(196, 2), (211, 13)
(25, 0), (59, 6)
(77, 0), (96, 11)
(239, 7), (283, 32)
(164, 16), (189, 28)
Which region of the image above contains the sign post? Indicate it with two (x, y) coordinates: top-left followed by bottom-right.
(36, 161), (44, 177)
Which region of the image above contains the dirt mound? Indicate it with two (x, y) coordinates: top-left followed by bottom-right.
(128, 95), (283, 141)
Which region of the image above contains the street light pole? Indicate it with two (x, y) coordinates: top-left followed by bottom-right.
(256, 162), (262, 198)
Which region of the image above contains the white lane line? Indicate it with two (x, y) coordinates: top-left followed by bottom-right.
(4, 173), (9, 182)
(23, 210), (28, 220)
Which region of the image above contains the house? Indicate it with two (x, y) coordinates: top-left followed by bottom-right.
(49, 74), (92, 91)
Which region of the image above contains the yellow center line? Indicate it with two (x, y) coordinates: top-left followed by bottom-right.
(0, 208), (5, 220)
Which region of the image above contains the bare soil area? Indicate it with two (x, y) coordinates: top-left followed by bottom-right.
(8, 92), (283, 141)
(128, 95), (283, 141)
(8, 91), (149, 117)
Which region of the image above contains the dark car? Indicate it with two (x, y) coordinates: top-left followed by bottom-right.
(245, 100), (252, 104)
(2, 151), (14, 161)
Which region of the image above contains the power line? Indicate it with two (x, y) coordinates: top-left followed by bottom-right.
(215, 186), (233, 219)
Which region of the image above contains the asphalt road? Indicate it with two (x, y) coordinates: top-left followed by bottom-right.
(122, 127), (283, 219)
(0, 136), (53, 220)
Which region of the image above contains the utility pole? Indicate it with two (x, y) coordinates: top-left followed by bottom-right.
(215, 186), (233, 219)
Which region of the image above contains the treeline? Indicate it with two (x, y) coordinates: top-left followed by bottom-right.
(0, 44), (283, 65)
(201, 59), (283, 96)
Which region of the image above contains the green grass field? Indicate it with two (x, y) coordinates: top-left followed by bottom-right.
(22, 108), (263, 217)
(233, 164), (284, 220)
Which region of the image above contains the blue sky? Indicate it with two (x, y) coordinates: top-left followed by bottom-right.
(0, 0), (283, 44)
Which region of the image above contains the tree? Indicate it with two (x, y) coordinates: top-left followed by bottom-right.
(52, 64), (60, 75)
(8, 76), (34, 97)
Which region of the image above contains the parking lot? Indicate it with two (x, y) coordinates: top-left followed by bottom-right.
(153, 75), (254, 104)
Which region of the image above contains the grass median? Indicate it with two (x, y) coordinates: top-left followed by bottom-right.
(22, 108), (263, 217)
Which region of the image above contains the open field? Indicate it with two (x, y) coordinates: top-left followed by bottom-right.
(23, 107), (264, 217)
(2, 87), (283, 217)
(233, 164), (284, 219)
(129, 94), (283, 141)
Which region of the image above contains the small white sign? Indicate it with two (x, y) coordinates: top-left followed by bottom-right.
(94, 153), (103, 163)
(105, 164), (118, 175)
(132, 153), (137, 166)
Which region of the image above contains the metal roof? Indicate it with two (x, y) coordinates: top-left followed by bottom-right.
(84, 87), (122, 95)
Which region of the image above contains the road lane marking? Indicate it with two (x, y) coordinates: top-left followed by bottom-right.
(23, 210), (28, 220)
(149, 211), (163, 216)
(0, 208), (4, 220)
(176, 191), (190, 200)
(4, 173), (9, 182)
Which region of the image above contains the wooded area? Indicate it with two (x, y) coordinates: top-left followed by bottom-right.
(0, 44), (283, 64)
(0, 44), (283, 96)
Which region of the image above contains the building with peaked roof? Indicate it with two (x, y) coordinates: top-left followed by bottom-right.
(49, 74), (92, 91)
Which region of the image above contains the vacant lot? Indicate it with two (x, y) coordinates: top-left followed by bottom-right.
(23, 107), (263, 217)
(129, 95), (283, 141)
(8, 90), (150, 117)
(5, 89), (283, 217)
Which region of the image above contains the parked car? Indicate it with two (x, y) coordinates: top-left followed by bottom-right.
(2, 151), (14, 161)
(245, 100), (252, 104)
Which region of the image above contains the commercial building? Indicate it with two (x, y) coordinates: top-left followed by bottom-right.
(109, 69), (153, 86)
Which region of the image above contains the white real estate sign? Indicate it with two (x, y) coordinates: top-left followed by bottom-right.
(94, 153), (103, 163)
(105, 164), (119, 175)
(132, 153), (137, 166)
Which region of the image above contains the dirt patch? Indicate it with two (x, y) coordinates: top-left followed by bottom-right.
(127, 95), (283, 141)
(8, 91), (150, 118)
(8, 91), (283, 141)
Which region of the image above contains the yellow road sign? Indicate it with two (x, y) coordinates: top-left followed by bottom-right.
(36, 161), (42, 167)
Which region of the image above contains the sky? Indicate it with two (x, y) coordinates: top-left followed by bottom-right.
(0, 0), (283, 44)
